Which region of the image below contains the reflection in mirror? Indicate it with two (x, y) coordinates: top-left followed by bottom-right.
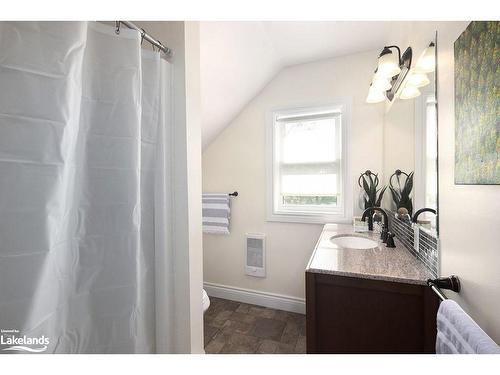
(413, 67), (437, 230)
(363, 34), (440, 277)
(380, 36), (438, 236)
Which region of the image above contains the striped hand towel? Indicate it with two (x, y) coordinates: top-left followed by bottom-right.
(202, 193), (231, 234)
(436, 299), (500, 354)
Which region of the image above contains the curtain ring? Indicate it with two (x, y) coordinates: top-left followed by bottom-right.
(115, 21), (121, 35)
(140, 28), (146, 45)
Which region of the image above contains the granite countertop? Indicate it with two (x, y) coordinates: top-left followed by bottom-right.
(306, 224), (433, 285)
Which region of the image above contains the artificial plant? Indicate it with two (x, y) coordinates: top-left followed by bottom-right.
(389, 170), (414, 215)
(359, 170), (387, 210)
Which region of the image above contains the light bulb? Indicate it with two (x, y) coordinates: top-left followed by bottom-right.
(366, 85), (386, 103)
(400, 85), (421, 100)
(377, 49), (401, 78)
(406, 71), (430, 88)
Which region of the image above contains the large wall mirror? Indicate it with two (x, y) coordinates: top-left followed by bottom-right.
(382, 33), (439, 237)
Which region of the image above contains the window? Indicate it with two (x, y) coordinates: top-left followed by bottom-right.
(267, 103), (351, 223)
(424, 94), (437, 211)
(414, 91), (438, 230)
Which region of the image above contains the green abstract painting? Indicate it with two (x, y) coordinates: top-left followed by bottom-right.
(454, 21), (499, 184)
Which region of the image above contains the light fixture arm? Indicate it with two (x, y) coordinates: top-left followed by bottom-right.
(382, 45), (402, 65)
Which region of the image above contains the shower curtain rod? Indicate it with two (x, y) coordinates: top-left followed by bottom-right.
(115, 21), (172, 57)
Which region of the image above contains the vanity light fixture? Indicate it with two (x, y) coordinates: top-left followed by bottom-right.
(366, 45), (413, 103)
(415, 42), (436, 73)
(399, 40), (435, 99)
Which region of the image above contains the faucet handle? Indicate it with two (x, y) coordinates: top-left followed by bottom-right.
(380, 227), (388, 243)
(386, 232), (396, 248)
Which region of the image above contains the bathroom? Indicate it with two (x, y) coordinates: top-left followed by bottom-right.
(0, 0), (499, 372)
(201, 20), (499, 355)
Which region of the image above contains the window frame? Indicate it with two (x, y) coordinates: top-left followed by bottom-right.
(414, 88), (438, 231)
(266, 101), (352, 224)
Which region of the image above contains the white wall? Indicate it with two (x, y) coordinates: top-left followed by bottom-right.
(202, 50), (384, 300)
(382, 98), (415, 210)
(436, 22), (500, 343)
(383, 101), (415, 174)
(135, 21), (204, 354)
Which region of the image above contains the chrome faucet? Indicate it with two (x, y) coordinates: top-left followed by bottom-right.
(361, 207), (389, 243)
(412, 207), (436, 223)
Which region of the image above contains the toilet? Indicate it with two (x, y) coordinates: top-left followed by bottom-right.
(202, 289), (210, 313)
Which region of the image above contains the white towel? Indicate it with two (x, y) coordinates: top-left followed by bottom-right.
(436, 299), (500, 354)
(202, 193), (231, 234)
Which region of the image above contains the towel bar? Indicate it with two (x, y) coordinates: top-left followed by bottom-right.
(427, 275), (461, 302)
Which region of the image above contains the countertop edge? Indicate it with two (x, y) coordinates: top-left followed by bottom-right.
(306, 267), (428, 286)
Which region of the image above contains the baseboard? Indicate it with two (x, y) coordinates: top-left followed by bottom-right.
(203, 282), (305, 314)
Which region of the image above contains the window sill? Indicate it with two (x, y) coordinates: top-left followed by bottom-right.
(266, 212), (352, 225)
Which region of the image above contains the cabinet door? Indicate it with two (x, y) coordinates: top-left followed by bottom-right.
(306, 272), (439, 353)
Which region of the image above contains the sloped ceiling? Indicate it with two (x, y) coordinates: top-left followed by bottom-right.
(200, 21), (405, 148)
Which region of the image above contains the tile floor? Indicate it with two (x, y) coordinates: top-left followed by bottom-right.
(204, 297), (306, 354)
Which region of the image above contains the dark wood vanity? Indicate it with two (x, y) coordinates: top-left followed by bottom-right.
(306, 272), (440, 353)
(305, 224), (440, 354)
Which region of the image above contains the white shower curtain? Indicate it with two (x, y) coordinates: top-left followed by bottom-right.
(0, 22), (173, 353)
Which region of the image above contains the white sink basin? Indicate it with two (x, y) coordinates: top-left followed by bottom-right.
(329, 234), (378, 250)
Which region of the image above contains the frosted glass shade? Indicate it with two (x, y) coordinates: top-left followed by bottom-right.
(400, 85), (421, 100)
(371, 75), (392, 91)
(377, 51), (401, 78)
(416, 43), (436, 73)
(406, 71), (430, 88)
(366, 86), (386, 103)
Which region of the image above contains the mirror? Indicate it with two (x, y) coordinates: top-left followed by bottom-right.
(381, 34), (438, 236)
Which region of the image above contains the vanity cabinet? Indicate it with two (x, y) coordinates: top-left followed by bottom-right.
(305, 272), (440, 354)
